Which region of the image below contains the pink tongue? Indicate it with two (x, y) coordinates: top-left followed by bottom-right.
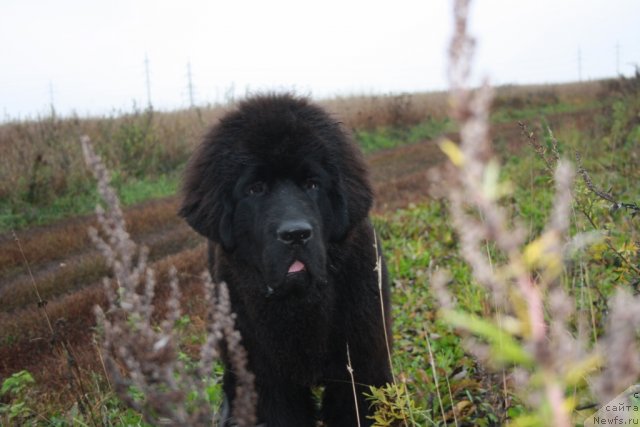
(288, 260), (305, 273)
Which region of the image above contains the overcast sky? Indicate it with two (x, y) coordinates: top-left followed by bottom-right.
(1, 0), (639, 120)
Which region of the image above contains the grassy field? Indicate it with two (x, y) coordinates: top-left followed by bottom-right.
(0, 75), (638, 426)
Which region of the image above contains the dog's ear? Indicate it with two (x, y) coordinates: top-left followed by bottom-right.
(335, 144), (374, 239)
(179, 191), (236, 251)
(327, 163), (374, 241)
(179, 140), (236, 251)
(328, 182), (349, 241)
(217, 199), (235, 250)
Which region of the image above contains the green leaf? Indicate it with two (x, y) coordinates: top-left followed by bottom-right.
(440, 309), (534, 366)
(1, 370), (35, 397)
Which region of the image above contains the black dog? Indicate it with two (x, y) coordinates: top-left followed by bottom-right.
(180, 94), (392, 426)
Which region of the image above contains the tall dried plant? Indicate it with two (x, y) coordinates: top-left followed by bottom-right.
(431, 0), (640, 425)
(81, 135), (256, 426)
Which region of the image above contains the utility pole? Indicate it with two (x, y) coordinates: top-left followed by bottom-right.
(144, 53), (152, 109)
(225, 82), (235, 104)
(48, 81), (55, 117)
(187, 61), (195, 108)
(616, 42), (620, 75)
(577, 47), (582, 82)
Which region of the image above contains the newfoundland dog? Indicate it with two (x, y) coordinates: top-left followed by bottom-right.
(180, 93), (391, 426)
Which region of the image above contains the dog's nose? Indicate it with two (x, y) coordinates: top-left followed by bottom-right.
(277, 221), (313, 245)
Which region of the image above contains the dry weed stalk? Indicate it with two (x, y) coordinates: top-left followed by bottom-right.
(81, 136), (256, 426)
(345, 345), (362, 427)
(518, 121), (559, 174)
(432, 1), (639, 425)
(575, 152), (640, 221)
(437, 0), (640, 423)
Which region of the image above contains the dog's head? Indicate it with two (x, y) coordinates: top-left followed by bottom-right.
(180, 94), (372, 297)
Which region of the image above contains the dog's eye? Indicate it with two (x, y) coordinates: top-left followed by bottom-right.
(247, 181), (267, 196)
(304, 179), (320, 190)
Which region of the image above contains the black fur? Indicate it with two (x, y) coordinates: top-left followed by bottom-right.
(180, 94), (392, 426)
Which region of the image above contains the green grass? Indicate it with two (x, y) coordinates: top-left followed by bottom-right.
(355, 117), (454, 153)
(374, 203), (505, 425)
(490, 99), (602, 123)
(353, 99), (601, 155)
(0, 170), (181, 233)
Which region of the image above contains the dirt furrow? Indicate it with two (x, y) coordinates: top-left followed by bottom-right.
(0, 243), (208, 377)
(0, 196), (182, 278)
(0, 222), (201, 314)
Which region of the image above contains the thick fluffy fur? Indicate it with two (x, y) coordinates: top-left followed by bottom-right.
(180, 94), (392, 426)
